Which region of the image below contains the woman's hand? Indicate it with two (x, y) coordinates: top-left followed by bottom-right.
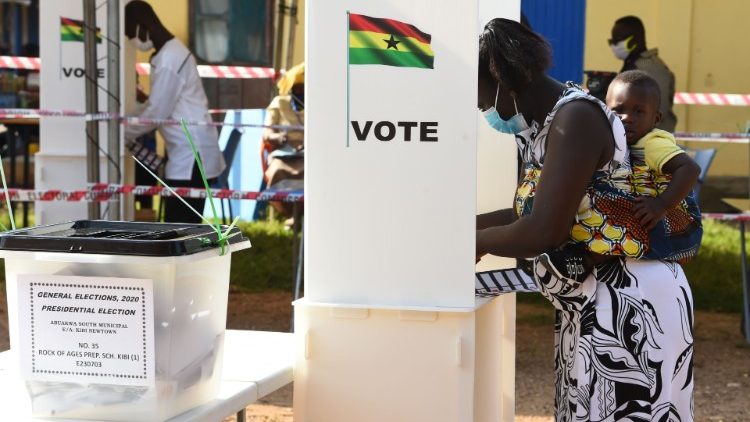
(475, 232), (489, 262)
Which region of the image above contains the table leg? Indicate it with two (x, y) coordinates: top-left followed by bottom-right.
(290, 202), (301, 332)
(8, 126), (16, 224)
(236, 408), (247, 422)
(21, 126), (30, 227)
(294, 230), (304, 302)
(742, 221), (750, 344)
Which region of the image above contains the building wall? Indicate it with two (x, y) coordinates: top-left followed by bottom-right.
(140, 0), (304, 69)
(585, 0), (750, 176)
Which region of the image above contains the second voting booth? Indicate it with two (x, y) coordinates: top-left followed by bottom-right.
(296, 0), (522, 421)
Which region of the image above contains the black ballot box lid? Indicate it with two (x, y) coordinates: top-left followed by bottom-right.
(0, 220), (246, 257)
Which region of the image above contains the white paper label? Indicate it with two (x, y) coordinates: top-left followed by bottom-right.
(17, 275), (155, 386)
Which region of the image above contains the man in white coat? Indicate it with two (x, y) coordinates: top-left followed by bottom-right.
(124, 0), (225, 223)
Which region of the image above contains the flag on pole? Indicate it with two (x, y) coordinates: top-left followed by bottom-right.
(348, 13), (434, 69)
(60, 17), (102, 43)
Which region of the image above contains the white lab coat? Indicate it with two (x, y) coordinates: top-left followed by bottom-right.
(125, 38), (225, 180)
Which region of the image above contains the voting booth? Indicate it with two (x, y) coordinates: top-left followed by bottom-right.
(37, 1), (135, 224)
(294, 0), (521, 420)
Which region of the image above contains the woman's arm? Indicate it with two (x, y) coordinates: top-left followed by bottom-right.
(477, 208), (517, 230)
(476, 101), (615, 258)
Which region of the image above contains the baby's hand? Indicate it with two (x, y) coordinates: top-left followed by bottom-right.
(632, 196), (666, 230)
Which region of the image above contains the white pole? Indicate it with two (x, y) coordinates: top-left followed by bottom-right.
(83, 0), (100, 219)
(106, 0), (121, 220)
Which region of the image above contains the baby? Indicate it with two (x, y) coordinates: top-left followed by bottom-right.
(539, 70), (701, 282)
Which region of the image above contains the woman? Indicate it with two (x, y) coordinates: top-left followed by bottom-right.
(262, 62), (305, 218)
(476, 19), (694, 421)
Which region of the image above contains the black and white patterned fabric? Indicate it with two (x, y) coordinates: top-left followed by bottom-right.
(474, 268), (538, 297)
(534, 258), (694, 421)
(517, 85), (694, 421)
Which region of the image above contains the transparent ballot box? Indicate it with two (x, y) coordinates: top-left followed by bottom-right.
(0, 220), (250, 421)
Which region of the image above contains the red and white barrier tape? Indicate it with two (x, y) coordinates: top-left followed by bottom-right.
(1, 55), (275, 79)
(9, 108), (750, 142)
(4, 55), (750, 102)
(120, 115), (303, 131)
(0, 184), (303, 202)
(0, 55), (40, 70)
(0, 108), (304, 131)
(673, 93), (750, 107)
(134, 63), (276, 79)
(702, 213), (750, 222)
(675, 132), (750, 144)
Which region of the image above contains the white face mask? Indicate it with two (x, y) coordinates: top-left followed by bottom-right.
(610, 36), (635, 60)
(129, 25), (154, 52)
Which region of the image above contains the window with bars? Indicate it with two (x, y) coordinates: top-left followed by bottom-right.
(189, 0), (273, 66)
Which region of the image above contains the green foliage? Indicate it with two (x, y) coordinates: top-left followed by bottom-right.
(0, 218), (746, 313)
(230, 220), (295, 292)
(682, 219), (747, 313)
(0, 209), (33, 232)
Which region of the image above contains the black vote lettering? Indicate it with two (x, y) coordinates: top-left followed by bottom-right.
(374, 121), (396, 141)
(397, 121), (418, 141)
(351, 121), (373, 141)
(420, 122), (438, 142)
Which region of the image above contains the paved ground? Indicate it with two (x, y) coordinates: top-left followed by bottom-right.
(2, 288), (749, 421)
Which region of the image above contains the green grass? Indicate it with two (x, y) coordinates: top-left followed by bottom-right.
(230, 220), (296, 292)
(683, 219), (747, 313)
(0, 218), (747, 313)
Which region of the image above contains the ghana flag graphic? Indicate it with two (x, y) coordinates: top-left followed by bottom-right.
(60, 17), (102, 43)
(348, 13), (434, 69)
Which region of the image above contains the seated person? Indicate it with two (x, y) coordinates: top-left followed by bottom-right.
(262, 62), (305, 217)
(540, 70), (702, 282)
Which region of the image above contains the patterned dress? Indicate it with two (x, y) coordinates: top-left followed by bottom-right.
(515, 85), (695, 421)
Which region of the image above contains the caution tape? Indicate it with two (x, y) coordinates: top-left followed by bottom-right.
(0, 55), (275, 79)
(0, 108), (304, 132)
(120, 115), (303, 131)
(675, 132), (750, 144)
(0, 184), (303, 203)
(673, 92), (750, 107)
(0, 55), (40, 70)
(135, 63), (276, 79)
(3, 55), (750, 101)
(702, 213), (750, 222)
(10, 108), (750, 142)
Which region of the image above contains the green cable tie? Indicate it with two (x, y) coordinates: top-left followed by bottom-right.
(179, 119), (227, 255)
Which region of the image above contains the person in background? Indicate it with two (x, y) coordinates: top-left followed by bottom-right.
(124, 0), (225, 223)
(609, 15), (677, 132)
(262, 62), (305, 218)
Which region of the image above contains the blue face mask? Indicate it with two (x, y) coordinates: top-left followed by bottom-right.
(482, 84), (530, 134)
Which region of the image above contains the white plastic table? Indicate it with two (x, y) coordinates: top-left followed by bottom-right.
(0, 330), (294, 422)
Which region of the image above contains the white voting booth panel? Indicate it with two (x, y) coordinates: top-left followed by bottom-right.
(294, 296), (516, 422)
(298, 0), (521, 420)
(33, 154), (113, 224)
(38, 0), (135, 224)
